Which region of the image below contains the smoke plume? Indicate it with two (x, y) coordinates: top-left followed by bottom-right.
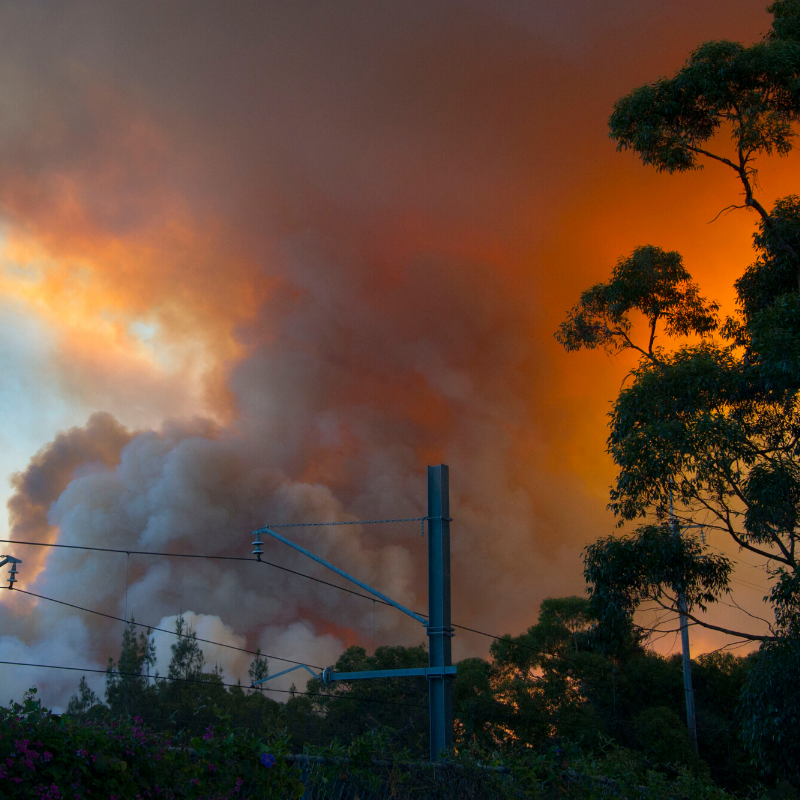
(0, 0), (778, 707)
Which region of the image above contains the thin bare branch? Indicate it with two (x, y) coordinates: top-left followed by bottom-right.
(708, 204), (747, 224)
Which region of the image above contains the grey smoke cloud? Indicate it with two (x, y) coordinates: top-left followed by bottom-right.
(0, 239), (599, 709)
(0, 0), (769, 708)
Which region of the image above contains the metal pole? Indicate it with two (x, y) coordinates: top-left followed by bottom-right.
(669, 490), (698, 754)
(427, 465), (453, 761)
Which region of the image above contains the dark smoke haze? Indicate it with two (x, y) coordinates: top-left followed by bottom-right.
(0, 0), (779, 706)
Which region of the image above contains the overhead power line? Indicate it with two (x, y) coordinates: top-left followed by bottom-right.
(0, 538), (388, 605)
(2, 537), (528, 646)
(0, 536), (666, 653)
(0, 660), (428, 710)
(265, 518), (428, 526)
(3, 587), (320, 669)
(6, 536), (755, 658)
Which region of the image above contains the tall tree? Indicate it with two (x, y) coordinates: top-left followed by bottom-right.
(66, 676), (102, 717)
(248, 647), (269, 691)
(557, 0), (800, 648)
(159, 615), (225, 732)
(557, 0), (800, 779)
(105, 619), (156, 716)
(167, 615), (205, 682)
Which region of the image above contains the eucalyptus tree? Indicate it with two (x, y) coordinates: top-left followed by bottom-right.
(557, 0), (800, 776)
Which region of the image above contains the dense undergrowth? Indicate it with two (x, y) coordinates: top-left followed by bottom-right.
(0, 689), (304, 799)
(5, 687), (794, 800)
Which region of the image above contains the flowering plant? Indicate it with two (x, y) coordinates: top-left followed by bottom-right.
(0, 689), (304, 799)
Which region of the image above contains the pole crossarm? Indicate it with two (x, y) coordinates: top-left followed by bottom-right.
(322, 665), (456, 685)
(252, 526), (429, 626)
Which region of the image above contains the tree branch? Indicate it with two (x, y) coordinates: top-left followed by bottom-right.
(647, 314), (658, 358)
(708, 204), (747, 224)
(690, 144), (800, 286)
(690, 488), (792, 565)
(613, 326), (659, 363)
(649, 593), (777, 642)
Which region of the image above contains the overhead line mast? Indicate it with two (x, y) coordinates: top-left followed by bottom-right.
(251, 464), (456, 762)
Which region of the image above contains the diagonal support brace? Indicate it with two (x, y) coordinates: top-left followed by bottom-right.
(252, 663), (321, 686)
(252, 526), (429, 626)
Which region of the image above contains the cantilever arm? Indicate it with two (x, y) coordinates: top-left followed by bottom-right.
(322, 665), (457, 685)
(253, 527), (428, 626)
(252, 663), (321, 686)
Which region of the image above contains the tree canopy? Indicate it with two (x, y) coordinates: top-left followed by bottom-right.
(558, 0), (800, 780)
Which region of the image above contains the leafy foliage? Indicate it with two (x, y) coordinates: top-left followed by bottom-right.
(247, 647), (269, 689)
(46, 597), (773, 794)
(556, 3), (800, 781)
(302, 644), (430, 754)
(739, 640), (800, 784)
(105, 618), (156, 717)
(65, 677), (101, 718)
(556, 246), (718, 358)
(0, 689), (303, 799)
(584, 525), (732, 638)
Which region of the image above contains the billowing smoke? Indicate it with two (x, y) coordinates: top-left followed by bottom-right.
(1, 240), (601, 707)
(0, 0), (771, 708)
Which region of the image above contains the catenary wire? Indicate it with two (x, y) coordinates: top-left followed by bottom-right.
(0, 536), (761, 658)
(0, 537), (530, 647)
(2, 524), (763, 721)
(263, 517), (432, 536)
(3, 587), (321, 670)
(0, 538), (391, 605)
(0, 660), (428, 709)
(0, 582), (754, 709)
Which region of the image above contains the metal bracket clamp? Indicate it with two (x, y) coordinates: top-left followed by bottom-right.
(424, 625), (455, 638)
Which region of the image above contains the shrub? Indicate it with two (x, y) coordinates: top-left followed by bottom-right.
(0, 689), (304, 799)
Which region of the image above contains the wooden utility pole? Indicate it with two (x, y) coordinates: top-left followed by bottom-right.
(670, 490), (698, 754)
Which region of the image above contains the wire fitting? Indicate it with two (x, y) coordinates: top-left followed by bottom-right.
(425, 625), (455, 638)
(0, 555), (21, 589)
(251, 532), (263, 562)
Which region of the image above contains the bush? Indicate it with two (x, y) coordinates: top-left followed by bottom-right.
(739, 640), (800, 786)
(628, 706), (701, 771)
(0, 689), (304, 799)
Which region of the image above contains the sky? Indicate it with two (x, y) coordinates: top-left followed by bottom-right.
(0, 0), (792, 709)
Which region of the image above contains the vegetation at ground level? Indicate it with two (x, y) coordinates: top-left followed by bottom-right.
(0, 688), (304, 799)
(22, 597), (791, 798)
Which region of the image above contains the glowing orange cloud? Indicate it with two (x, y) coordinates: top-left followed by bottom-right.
(0, 0), (787, 677)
